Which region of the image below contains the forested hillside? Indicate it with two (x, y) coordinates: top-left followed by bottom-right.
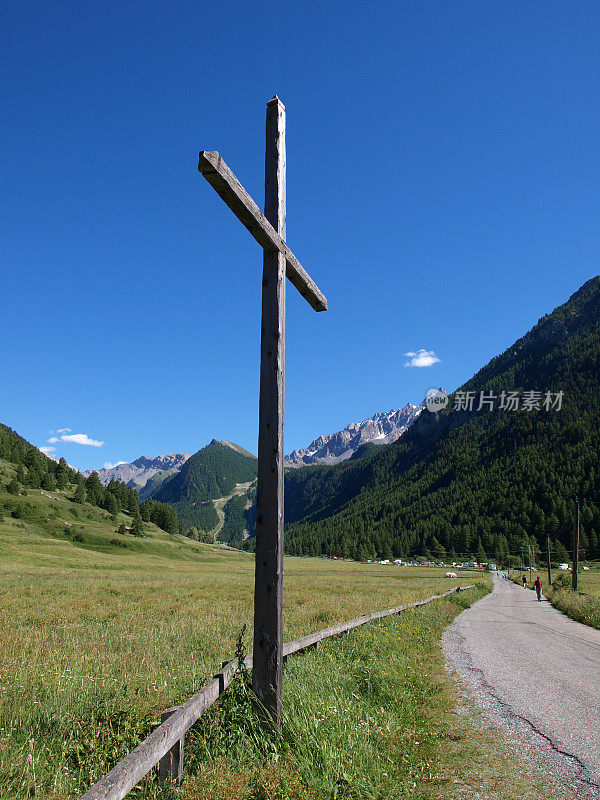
(0, 423), (178, 536)
(152, 439), (257, 529)
(284, 276), (600, 564)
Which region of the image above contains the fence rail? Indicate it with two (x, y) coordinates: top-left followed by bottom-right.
(79, 584), (474, 800)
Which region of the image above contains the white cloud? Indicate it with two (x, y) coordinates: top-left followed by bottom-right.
(47, 436), (59, 443)
(60, 433), (105, 447)
(103, 461), (127, 470)
(404, 349), (441, 368)
(57, 427), (71, 434)
(39, 446), (56, 454)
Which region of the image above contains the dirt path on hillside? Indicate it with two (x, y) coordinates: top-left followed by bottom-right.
(209, 480), (255, 540)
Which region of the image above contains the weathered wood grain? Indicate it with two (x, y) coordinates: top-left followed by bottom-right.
(158, 708), (184, 786)
(252, 95), (287, 725)
(197, 150), (327, 313)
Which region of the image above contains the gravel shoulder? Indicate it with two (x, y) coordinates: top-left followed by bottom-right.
(444, 576), (600, 799)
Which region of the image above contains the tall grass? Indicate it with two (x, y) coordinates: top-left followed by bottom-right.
(0, 520), (480, 799)
(543, 567), (600, 630)
(548, 588), (600, 628)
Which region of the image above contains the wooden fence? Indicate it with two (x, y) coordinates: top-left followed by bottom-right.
(79, 584), (474, 800)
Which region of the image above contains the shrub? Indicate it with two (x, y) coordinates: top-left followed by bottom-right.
(553, 572), (571, 590)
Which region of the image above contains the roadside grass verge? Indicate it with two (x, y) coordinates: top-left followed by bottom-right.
(546, 586), (600, 630)
(540, 568), (600, 631)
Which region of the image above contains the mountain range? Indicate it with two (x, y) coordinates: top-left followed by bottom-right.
(284, 404), (423, 467)
(84, 402), (424, 544)
(86, 453), (191, 489)
(82, 405), (426, 543)
(88, 405), (424, 494)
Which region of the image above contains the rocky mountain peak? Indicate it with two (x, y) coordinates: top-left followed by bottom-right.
(86, 453), (191, 488)
(284, 403), (423, 468)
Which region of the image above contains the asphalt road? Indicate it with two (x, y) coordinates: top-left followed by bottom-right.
(445, 575), (600, 792)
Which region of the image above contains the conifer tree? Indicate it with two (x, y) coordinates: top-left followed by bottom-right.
(42, 473), (56, 491)
(27, 468), (41, 489)
(131, 513), (144, 537)
(127, 490), (139, 516)
(56, 467), (69, 489)
(106, 492), (118, 516)
(85, 472), (104, 506)
(476, 539), (488, 564)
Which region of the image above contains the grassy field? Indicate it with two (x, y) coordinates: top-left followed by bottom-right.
(545, 564), (600, 629)
(574, 565), (600, 596)
(0, 486), (580, 800)
(0, 503), (481, 800)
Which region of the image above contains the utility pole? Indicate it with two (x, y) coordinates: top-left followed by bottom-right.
(546, 535), (552, 587)
(528, 544), (532, 583)
(572, 496), (580, 591)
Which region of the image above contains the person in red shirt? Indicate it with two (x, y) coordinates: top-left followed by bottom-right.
(534, 576), (543, 602)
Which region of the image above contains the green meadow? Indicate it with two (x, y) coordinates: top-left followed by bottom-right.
(0, 487), (577, 799)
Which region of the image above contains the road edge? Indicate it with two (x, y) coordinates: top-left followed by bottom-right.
(443, 579), (600, 800)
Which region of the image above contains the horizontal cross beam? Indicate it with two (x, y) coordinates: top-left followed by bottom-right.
(198, 150), (327, 312)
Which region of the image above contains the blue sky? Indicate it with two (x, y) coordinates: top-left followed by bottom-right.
(2, 0), (598, 471)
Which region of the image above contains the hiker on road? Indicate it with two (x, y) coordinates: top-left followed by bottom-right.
(534, 576), (543, 602)
(522, 575), (527, 588)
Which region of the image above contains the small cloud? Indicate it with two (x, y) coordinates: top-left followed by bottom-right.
(404, 349), (441, 368)
(60, 433), (105, 447)
(103, 461), (127, 470)
(57, 427), (71, 434)
(39, 446), (56, 454)
(47, 436), (59, 443)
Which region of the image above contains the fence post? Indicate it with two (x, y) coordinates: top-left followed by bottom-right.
(158, 708), (184, 786)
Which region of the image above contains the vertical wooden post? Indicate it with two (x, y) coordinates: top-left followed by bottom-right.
(252, 96), (286, 725)
(158, 708), (184, 786)
(572, 496), (580, 591)
(547, 535), (552, 587)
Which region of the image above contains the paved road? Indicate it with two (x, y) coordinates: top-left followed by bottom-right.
(446, 576), (600, 792)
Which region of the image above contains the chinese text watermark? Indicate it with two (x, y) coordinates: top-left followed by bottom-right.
(425, 389), (564, 413)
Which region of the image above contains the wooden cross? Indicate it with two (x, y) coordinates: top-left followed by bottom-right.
(198, 96), (327, 724)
